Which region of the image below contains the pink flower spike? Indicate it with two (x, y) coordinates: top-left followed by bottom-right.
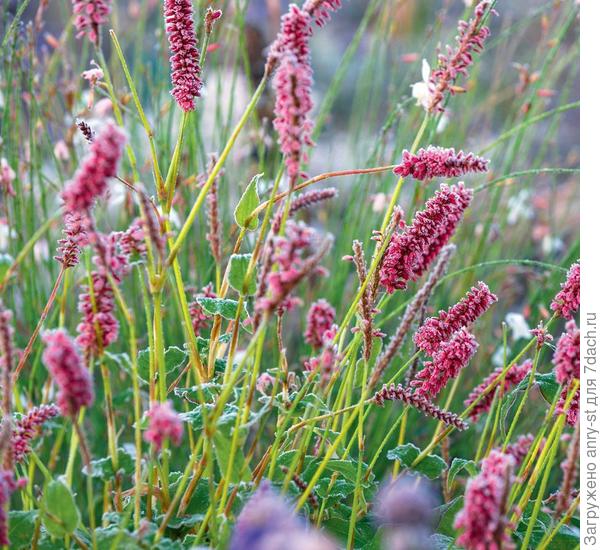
(12, 404), (60, 463)
(414, 281), (497, 355)
(61, 122), (126, 214)
(380, 183), (473, 293)
(164, 0), (202, 112)
(0, 470), (20, 546)
(393, 146), (489, 181)
(72, 0), (112, 44)
(454, 450), (516, 550)
(412, 328), (479, 398)
(304, 299), (336, 348)
(553, 320), (580, 426)
(273, 51), (314, 182)
(465, 360), (532, 421)
(42, 330), (94, 418)
(429, 1), (495, 113)
(144, 401), (183, 450)
(303, 0), (342, 27)
(550, 262), (580, 319)
(55, 211), (90, 268)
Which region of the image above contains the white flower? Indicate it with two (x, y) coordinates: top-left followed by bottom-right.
(505, 312), (531, 341)
(492, 345), (509, 367)
(411, 59), (434, 111)
(507, 190), (534, 225)
(541, 235), (564, 256)
(464, 0), (474, 7)
(0, 219), (16, 251)
(370, 193), (388, 213)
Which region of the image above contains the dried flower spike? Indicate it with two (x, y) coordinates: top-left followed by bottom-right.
(372, 383), (469, 431)
(429, 1), (494, 113)
(164, 0), (202, 112)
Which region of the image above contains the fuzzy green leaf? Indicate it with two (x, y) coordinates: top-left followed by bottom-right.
(435, 497), (464, 537)
(228, 254), (257, 296)
(196, 297), (244, 320)
(447, 458), (478, 488)
(8, 511), (38, 549)
(387, 443), (447, 479)
(234, 174), (262, 230)
(41, 480), (80, 538)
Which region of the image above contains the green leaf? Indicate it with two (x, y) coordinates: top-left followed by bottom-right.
(8, 511), (37, 549)
(87, 447), (136, 481)
(234, 174), (262, 230)
(212, 430), (251, 483)
(447, 458), (478, 488)
(94, 526), (140, 550)
(435, 497), (464, 537)
(387, 443), (447, 479)
(41, 480), (80, 538)
(535, 372), (561, 403)
(0, 253), (13, 280)
(228, 254), (257, 296)
(137, 345), (187, 383)
(197, 296), (246, 320)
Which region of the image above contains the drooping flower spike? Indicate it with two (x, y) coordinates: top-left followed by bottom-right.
(414, 281), (497, 355)
(164, 0), (202, 112)
(12, 404), (60, 463)
(380, 183), (473, 293)
(464, 360), (532, 420)
(61, 121), (125, 214)
(303, 0), (342, 27)
(394, 146), (489, 181)
(372, 382), (469, 430)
